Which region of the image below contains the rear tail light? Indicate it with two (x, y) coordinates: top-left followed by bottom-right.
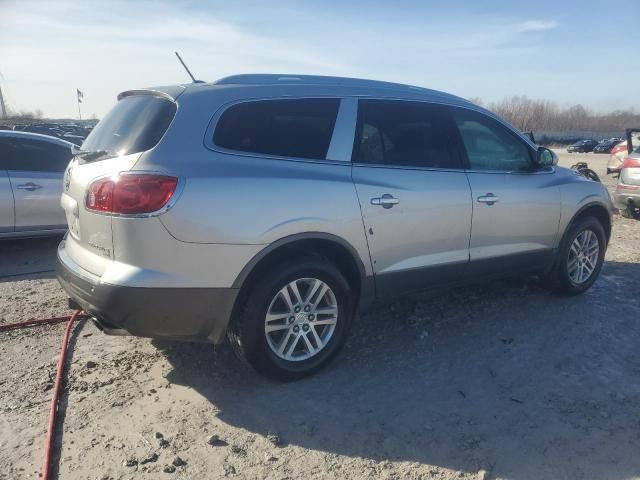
(621, 157), (640, 169)
(611, 144), (628, 155)
(86, 174), (178, 214)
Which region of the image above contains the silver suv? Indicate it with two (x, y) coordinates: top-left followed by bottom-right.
(57, 74), (613, 379)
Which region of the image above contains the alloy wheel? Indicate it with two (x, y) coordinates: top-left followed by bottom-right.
(567, 229), (600, 284)
(264, 278), (338, 362)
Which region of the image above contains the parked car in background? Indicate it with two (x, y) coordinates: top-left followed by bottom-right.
(608, 133), (640, 173)
(613, 130), (640, 219)
(567, 139), (599, 153)
(593, 138), (621, 154)
(614, 151), (640, 219)
(57, 74), (613, 379)
(61, 133), (85, 146)
(0, 131), (74, 238)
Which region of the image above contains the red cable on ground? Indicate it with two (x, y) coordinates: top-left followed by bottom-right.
(0, 315), (76, 332)
(40, 309), (85, 480)
(0, 310), (89, 480)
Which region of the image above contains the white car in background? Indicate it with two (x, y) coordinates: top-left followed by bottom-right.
(608, 138), (635, 174)
(0, 131), (75, 238)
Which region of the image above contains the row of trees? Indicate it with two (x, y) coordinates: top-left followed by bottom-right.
(469, 96), (640, 133)
(2, 107), (44, 121)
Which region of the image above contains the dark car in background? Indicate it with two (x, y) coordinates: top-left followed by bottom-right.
(568, 139), (599, 153)
(593, 138), (622, 154)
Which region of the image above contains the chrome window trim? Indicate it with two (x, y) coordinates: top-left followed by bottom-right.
(351, 162), (467, 174)
(203, 95), (346, 163)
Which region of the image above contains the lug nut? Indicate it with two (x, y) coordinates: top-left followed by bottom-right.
(293, 325), (300, 333)
(308, 314), (315, 321)
(303, 324), (309, 332)
(304, 305), (311, 312)
(288, 317), (295, 324)
(294, 306), (301, 313)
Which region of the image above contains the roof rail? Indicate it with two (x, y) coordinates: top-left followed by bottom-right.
(214, 74), (428, 92)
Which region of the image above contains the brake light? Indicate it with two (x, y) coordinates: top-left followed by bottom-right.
(611, 144), (627, 155)
(621, 157), (640, 169)
(86, 174), (178, 214)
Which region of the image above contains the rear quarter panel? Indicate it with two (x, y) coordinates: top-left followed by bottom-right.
(144, 88), (373, 277)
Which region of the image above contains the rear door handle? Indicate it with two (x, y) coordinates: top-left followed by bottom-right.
(477, 193), (498, 205)
(16, 182), (43, 191)
(371, 194), (399, 209)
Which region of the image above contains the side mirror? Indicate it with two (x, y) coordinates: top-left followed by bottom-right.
(536, 147), (557, 167)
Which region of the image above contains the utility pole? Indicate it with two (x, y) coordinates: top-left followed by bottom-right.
(0, 84), (7, 119)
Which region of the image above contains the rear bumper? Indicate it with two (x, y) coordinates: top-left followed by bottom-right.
(613, 188), (640, 210)
(56, 240), (238, 344)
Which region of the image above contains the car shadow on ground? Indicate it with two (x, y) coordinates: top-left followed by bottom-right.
(0, 236), (61, 281)
(161, 261), (640, 480)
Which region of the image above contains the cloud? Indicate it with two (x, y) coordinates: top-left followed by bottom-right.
(517, 20), (559, 32)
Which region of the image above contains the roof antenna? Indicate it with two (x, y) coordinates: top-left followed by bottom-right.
(175, 51), (204, 83)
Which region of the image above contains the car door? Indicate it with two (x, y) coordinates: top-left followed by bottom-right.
(0, 138), (15, 233)
(7, 138), (71, 231)
(450, 107), (561, 276)
(352, 99), (472, 295)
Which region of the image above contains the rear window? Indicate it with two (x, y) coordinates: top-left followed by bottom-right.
(213, 98), (340, 160)
(81, 95), (176, 158)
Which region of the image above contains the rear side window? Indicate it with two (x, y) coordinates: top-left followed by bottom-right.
(81, 95), (176, 158)
(213, 98), (340, 160)
(0, 139), (8, 169)
(8, 139), (72, 172)
(352, 100), (460, 169)
(452, 108), (532, 171)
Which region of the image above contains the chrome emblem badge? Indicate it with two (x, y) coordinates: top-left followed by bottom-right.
(64, 166), (73, 192)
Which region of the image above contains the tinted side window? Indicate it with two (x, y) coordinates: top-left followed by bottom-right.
(352, 100), (460, 169)
(8, 139), (72, 173)
(213, 98), (340, 160)
(0, 139), (8, 169)
(452, 108), (532, 171)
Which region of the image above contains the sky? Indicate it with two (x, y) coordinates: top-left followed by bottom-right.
(0, 0), (638, 119)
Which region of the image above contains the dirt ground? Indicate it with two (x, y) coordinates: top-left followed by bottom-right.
(1, 152), (639, 480)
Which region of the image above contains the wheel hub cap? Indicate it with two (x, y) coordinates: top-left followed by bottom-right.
(264, 278), (338, 362)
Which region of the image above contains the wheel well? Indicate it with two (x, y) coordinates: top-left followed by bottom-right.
(571, 204), (612, 242)
(233, 238), (364, 314)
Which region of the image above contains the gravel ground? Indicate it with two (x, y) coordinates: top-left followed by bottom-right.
(1, 152), (639, 480)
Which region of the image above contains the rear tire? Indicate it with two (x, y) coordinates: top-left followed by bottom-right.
(549, 216), (606, 295)
(620, 206), (640, 220)
(227, 257), (354, 381)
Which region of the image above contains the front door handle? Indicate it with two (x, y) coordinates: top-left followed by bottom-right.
(371, 194), (399, 209)
(477, 193), (498, 205)
(16, 182), (43, 191)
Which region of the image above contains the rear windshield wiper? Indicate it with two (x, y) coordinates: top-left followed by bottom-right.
(73, 149), (110, 162)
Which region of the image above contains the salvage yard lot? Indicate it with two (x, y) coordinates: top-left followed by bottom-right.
(1, 152), (639, 480)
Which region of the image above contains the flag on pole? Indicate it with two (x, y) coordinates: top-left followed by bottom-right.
(77, 89), (84, 103)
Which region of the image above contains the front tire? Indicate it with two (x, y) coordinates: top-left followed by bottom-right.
(549, 216), (606, 295)
(228, 257), (354, 380)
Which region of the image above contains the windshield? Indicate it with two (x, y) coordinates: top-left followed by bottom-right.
(80, 94), (176, 159)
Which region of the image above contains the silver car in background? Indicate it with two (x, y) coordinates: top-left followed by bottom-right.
(614, 149), (640, 219)
(56, 74), (613, 380)
(1, 131), (74, 238)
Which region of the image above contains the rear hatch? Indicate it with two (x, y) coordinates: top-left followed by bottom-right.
(61, 93), (177, 275)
